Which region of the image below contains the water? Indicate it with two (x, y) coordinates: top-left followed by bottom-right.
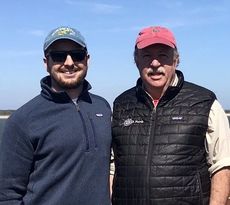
(0, 118), (7, 141)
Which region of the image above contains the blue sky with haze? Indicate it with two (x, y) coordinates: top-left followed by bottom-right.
(1, 0), (230, 109)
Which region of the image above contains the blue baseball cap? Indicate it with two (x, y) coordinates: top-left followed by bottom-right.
(43, 26), (87, 52)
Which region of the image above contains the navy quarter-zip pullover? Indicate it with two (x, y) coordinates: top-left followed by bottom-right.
(0, 76), (112, 205)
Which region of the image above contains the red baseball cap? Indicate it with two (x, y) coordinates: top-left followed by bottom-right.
(136, 26), (176, 49)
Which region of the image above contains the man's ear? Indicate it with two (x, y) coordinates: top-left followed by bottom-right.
(43, 57), (49, 72)
(135, 59), (139, 67)
(175, 56), (180, 67)
(134, 47), (139, 67)
(86, 54), (90, 65)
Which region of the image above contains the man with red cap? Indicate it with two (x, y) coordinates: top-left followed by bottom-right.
(111, 26), (230, 205)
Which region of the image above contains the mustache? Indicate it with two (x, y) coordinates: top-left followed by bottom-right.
(62, 66), (80, 72)
(146, 67), (165, 76)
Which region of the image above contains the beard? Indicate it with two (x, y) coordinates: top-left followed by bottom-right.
(49, 69), (87, 91)
(52, 76), (84, 89)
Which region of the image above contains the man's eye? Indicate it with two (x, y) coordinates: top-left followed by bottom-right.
(158, 53), (169, 58)
(142, 54), (151, 59)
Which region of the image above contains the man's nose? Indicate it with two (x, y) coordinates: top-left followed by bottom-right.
(64, 55), (74, 66)
(150, 59), (161, 67)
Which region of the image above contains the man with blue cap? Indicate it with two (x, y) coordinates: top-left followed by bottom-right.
(0, 26), (112, 205)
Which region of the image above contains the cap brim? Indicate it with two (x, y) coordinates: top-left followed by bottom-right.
(137, 38), (175, 49)
(44, 36), (86, 51)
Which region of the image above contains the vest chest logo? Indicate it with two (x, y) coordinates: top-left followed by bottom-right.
(172, 116), (183, 120)
(122, 118), (144, 126)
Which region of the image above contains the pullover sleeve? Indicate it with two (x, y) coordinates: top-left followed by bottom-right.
(0, 115), (34, 204)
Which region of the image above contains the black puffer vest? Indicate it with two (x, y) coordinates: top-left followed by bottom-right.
(112, 71), (216, 205)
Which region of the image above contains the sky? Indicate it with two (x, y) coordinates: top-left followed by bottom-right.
(0, 0), (230, 110)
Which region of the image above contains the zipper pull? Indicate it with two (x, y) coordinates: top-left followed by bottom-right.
(73, 100), (80, 111)
(76, 103), (80, 111)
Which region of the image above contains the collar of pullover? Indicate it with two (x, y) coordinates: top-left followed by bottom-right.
(40, 76), (92, 104)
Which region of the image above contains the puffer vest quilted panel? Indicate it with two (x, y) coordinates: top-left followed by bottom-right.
(112, 72), (216, 205)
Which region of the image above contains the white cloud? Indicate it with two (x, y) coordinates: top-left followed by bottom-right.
(65, 0), (122, 14)
(154, 0), (183, 9)
(28, 30), (45, 37)
(17, 29), (46, 37)
(187, 5), (227, 15)
(92, 3), (122, 13)
(2, 50), (40, 57)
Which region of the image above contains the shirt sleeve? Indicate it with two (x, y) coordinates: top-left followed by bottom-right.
(0, 115), (34, 204)
(206, 100), (230, 175)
